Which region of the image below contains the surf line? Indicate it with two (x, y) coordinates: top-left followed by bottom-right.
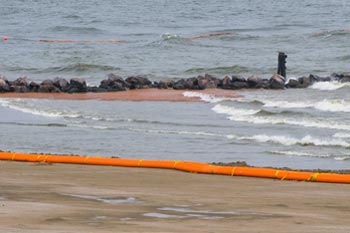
(38, 39), (127, 43)
(1, 151), (349, 184)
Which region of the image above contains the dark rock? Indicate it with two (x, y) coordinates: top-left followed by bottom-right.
(13, 77), (29, 87)
(125, 75), (152, 89)
(231, 75), (246, 83)
(269, 74), (285, 89)
(309, 74), (321, 82)
(341, 75), (350, 83)
(29, 81), (40, 92)
(198, 74), (220, 89)
(41, 79), (54, 86)
(247, 75), (261, 88)
(286, 78), (301, 88)
(53, 77), (69, 91)
(221, 76), (232, 89)
(99, 73), (128, 91)
(13, 86), (29, 93)
(87, 86), (108, 92)
(67, 78), (87, 93)
(157, 79), (175, 89)
(231, 81), (249, 89)
(330, 73), (343, 81)
(298, 76), (312, 88)
(38, 84), (60, 93)
(0, 77), (10, 92)
(173, 78), (197, 90)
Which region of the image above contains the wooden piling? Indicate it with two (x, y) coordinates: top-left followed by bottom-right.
(277, 52), (287, 78)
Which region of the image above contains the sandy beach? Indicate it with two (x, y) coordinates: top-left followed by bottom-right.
(0, 161), (349, 233)
(0, 89), (240, 102)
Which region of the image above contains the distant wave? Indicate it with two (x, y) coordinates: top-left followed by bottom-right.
(161, 33), (183, 40)
(1, 63), (120, 73)
(47, 25), (104, 34)
(185, 65), (250, 75)
(311, 29), (350, 38)
(227, 134), (350, 148)
(212, 104), (350, 130)
(0, 122), (67, 127)
(44, 63), (120, 73)
(309, 81), (350, 91)
(268, 150), (350, 161)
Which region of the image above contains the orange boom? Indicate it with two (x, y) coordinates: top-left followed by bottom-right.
(0, 151), (349, 184)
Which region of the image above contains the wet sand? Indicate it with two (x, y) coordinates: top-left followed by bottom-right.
(0, 161), (349, 233)
(0, 89), (240, 102)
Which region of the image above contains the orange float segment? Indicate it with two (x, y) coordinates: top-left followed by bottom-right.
(0, 151), (350, 183)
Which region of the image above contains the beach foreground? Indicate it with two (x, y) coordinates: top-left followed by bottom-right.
(0, 161), (349, 233)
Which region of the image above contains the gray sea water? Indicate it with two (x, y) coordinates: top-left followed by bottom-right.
(1, 0), (350, 169)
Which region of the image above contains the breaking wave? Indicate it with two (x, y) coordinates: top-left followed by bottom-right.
(309, 81), (350, 91)
(269, 150), (350, 161)
(212, 104), (350, 130)
(227, 134), (350, 148)
(183, 92), (234, 103)
(184, 65), (250, 75)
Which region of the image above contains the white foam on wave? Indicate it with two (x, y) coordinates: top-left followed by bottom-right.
(309, 81), (350, 91)
(129, 128), (224, 137)
(270, 150), (350, 161)
(227, 134), (350, 148)
(333, 132), (350, 138)
(183, 91), (233, 103)
(0, 98), (80, 118)
(212, 104), (350, 131)
(263, 99), (350, 112)
(161, 33), (181, 40)
(212, 104), (259, 115)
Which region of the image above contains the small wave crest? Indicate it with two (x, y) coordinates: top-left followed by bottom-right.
(311, 29), (350, 38)
(43, 63), (120, 73)
(212, 104), (259, 116)
(0, 99), (80, 118)
(212, 104), (350, 130)
(269, 150), (350, 161)
(183, 92), (234, 103)
(309, 81), (350, 91)
(185, 65), (250, 75)
(263, 99), (350, 113)
(47, 25), (104, 34)
(161, 33), (183, 40)
(228, 134), (350, 148)
(0, 63), (120, 74)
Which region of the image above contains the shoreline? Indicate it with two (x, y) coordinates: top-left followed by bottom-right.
(0, 160), (349, 233)
(0, 88), (240, 102)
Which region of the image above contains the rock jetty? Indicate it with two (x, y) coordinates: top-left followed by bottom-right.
(0, 72), (349, 93)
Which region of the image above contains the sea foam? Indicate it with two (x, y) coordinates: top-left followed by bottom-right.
(309, 81), (350, 91)
(212, 104), (350, 131)
(183, 91), (234, 103)
(227, 134), (350, 148)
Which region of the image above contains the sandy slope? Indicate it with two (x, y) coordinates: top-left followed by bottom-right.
(0, 161), (349, 233)
(0, 89), (240, 102)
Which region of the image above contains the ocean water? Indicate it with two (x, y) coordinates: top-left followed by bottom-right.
(1, 0), (350, 169)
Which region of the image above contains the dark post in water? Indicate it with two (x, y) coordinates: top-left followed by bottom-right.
(277, 52), (287, 78)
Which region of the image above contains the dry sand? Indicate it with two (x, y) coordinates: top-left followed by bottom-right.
(0, 161), (349, 233)
(0, 88), (240, 102)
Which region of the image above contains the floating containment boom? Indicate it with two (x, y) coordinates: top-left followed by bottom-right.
(0, 151), (349, 184)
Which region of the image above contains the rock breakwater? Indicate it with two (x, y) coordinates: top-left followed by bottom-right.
(0, 72), (349, 94)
